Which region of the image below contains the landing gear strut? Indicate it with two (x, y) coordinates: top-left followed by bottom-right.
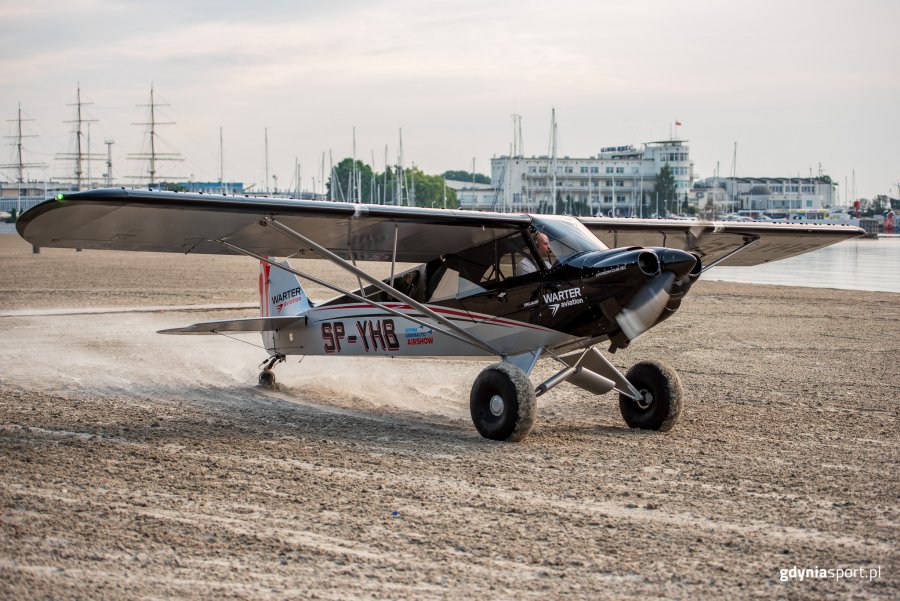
(258, 354), (286, 388)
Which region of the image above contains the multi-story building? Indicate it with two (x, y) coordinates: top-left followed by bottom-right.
(692, 176), (836, 216)
(483, 139), (694, 216)
(445, 180), (495, 210)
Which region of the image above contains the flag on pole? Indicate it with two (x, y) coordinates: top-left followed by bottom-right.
(675, 120), (682, 126)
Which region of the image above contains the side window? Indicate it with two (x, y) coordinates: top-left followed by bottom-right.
(430, 232), (532, 300)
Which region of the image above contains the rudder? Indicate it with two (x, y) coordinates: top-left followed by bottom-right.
(259, 259), (312, 318)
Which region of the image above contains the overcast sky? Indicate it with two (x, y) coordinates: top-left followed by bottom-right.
(2, 0), (898, 201)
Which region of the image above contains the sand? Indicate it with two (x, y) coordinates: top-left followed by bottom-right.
(0, 234), (897, 600)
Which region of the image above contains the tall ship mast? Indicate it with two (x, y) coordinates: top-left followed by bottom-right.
(128, 84), (183, 186)
(2, 103), (45, 186)
(56, 84), (102, 190)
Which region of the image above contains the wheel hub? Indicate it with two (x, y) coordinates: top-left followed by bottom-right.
(489, 394), (505, 416)
(636, 389), (653, 410)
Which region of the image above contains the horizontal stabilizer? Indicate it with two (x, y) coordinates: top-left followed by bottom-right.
(158, 316), (306, 335)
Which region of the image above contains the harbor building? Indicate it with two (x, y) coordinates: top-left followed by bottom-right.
(444, 179), (495, 210)
(691, 176), (837, 218)
(477, 139), (694, 216)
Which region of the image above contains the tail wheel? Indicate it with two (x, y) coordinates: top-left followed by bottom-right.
(258, 369), (276, 388)
(470, 362), (536, 442)
(619, 360), (683, 431)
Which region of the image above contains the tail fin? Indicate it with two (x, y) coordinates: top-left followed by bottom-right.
(259, 259), (312, 318)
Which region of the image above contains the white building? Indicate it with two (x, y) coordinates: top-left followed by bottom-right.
(487, 139), (694, 216)
(692, 176), (837, 217)
(445, 180), (497, 211)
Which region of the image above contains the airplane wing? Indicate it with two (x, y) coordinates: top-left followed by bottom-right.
(17, 188), (863, 267)
(579, 217), (865, 267)
(16, 188), (529, 263)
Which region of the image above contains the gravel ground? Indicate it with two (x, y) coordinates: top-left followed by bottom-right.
(1, 234), (897, 600)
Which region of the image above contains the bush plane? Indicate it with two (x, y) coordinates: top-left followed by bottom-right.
(17, 188), (863, 441)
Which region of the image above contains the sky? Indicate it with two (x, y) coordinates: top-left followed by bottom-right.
(1, 0), (898, 202)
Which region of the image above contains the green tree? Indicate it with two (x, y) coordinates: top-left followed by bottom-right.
(405, 167), (458, 208)
(868, 195), (889, 217)
(563, 194), (591, 216)
(442, 170), (491, 185)
(654, 163), (677, 216)
(326, 158), (458, 208)
(327, 158), (375, 202)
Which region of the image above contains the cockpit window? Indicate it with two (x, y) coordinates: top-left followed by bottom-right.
(531, 216), (608, 262)
(428, 232), (532, 300)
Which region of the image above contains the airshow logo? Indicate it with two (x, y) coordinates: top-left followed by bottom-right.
(404, 324), (434, 346)
(272, 287), (303, 313)
(543, 287), (584, 316)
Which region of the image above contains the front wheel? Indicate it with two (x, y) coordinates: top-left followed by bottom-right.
(470, 362), (536, 442)
(619, 361), (683, 431)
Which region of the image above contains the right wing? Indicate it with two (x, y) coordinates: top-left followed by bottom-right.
(580, 217), (864, 267)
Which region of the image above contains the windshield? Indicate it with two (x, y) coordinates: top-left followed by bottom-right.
(531, 215), (608, 262)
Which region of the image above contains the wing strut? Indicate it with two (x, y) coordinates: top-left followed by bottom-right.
(217, 239), (498, 355)
(261, 217), (501, 356)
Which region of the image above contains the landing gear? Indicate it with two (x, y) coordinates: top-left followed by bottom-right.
(470, 362), (536, 442)
(258, 369), (277, 387)
(258, 354), (285, 389)
(618, 360), (682, 431)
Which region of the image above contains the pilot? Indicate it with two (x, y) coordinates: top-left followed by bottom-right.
(518, 232), (552, 275)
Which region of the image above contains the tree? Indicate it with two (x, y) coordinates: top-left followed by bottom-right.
(442, 170), (491, 185)
(563, 194), (591, 216)
(406, 167), (458, 208)
(868, 195), (889, 217)
(326, 158), (458, 208)
(327, 158), (374, 202)
(654, 163), (676, 216)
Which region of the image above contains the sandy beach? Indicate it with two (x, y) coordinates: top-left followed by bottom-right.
(0, 233), (897, 599)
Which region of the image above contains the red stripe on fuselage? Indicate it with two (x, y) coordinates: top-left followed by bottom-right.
(316, 303), (553, 332)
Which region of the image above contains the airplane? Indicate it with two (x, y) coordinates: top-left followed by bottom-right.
(16, 188), (864, 442)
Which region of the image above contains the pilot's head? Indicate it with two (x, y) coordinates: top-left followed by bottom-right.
(534, 232), (551, 259)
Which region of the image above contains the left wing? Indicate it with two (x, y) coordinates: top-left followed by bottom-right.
(17, 188), (529, 263)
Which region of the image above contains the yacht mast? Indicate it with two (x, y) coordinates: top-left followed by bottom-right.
(551, 108), (558, 215)
(397, 128), (404, 206)
(219, 127), (225, 193)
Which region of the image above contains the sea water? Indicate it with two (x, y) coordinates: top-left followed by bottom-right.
(705, 237), (900, 293)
